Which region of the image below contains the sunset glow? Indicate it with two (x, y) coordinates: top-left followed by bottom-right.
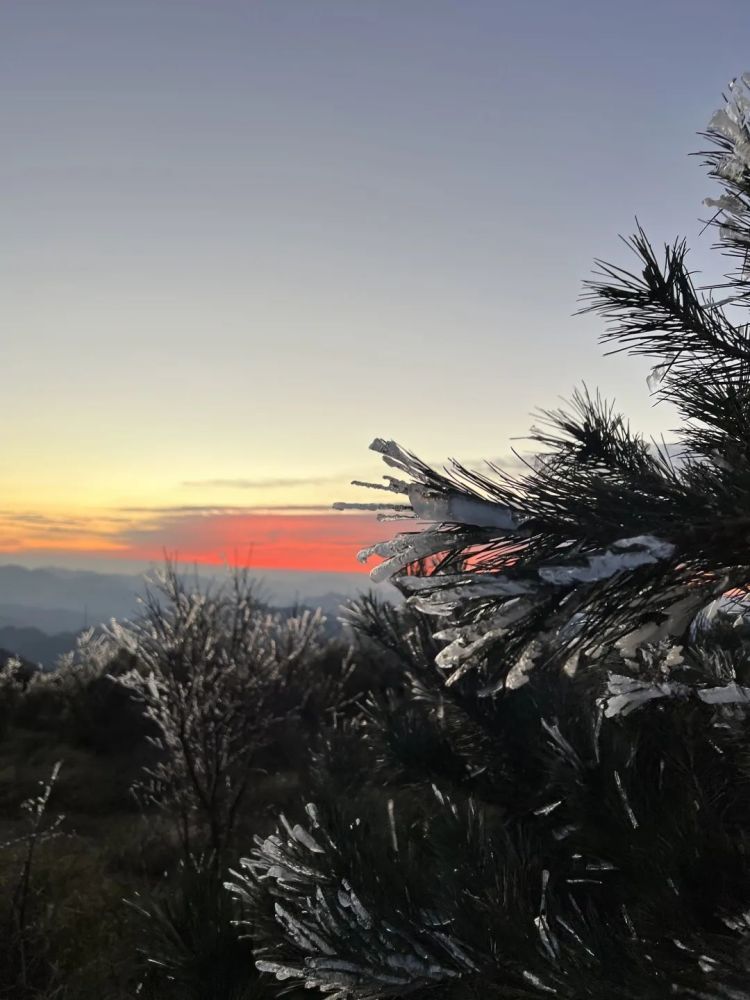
(119, 510), (403, 573)
(3, 2), (736, 577)
(0, 507), (402, 575)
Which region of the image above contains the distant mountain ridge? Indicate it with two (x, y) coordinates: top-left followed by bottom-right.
(0, 602), (97, 634)
(0, 563), (398, 665)
(0, 626), (79, 669)
(0, 565), (143, 624)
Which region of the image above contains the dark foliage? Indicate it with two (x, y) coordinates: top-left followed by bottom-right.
(230, 75), (750, 999)
(130, 855), (271, 1000)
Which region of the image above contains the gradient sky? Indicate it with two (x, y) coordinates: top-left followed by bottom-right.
(3, 0), (750, 572)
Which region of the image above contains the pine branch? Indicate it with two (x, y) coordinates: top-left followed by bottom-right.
(697, 74), (750, 295)
(579, 226), (750, 380)
(336, 424), (747, 692)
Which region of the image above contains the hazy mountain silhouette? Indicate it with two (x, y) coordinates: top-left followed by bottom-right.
(0, 564), (398, 642)
(0, 625), (79, 668)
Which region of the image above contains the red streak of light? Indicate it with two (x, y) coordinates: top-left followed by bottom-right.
(115, 512), (405, 574)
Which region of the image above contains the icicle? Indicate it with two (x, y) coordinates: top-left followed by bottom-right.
(616, 594), (704, 658)
(338, 880), (374, 929)
(490, 638), (545, 696)
(709, 107), (745, 143)
(562, 650), (580, 676)
(333, 501), (412, 513)
(306, 958), (367, 976)
(538, 536), (674, 587)
(717, 156), (747, 183)
(436, 626), (508, 680)
(407, 484), (518, 531)
(387, 799), (399, 853)
(407, 575), (532, 617)
(305, 802), (321, 825)
(522, 970), (557, 992)
(274, 903), (334, 954)
(534, 915), (559, 961)
(534, 800), (563, 816)
(603, 673), (690, 718)
(698, 681), (750, 705)
(698, 955), (718, 973)
(369, 438), (430, 479)
(704, 194), (746, 213)
(351, 476), (410, 494)
(621, 905), (636, 938)
(613, 771), (638, 830)
(434, 599), (531, 672)
(255, 960), (301, 980)
(400, 573), (526, 595)
(357, 530), (454, 581)
(292, 824), (325, 854)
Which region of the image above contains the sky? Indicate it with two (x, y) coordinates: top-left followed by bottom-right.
(3, 0), (750, 574)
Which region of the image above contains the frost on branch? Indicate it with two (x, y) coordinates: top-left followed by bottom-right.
(702, 72), (750, 290)
(111, 565), (329, 859)
(229, 801), (483, 998)
(334, 424), (722, 690)
(337, 155), (750, 682)
(230, 793), (612, 998)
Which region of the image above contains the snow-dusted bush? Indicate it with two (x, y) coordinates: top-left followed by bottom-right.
(112, 565), (337, 859)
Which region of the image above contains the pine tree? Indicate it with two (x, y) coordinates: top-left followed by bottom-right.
(230, 75), (750, 999)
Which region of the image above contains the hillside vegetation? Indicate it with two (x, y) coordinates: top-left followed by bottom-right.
(0, 567), (404, 998)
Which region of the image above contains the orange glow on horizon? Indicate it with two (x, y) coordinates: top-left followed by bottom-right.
(0, 510), (405, 575)
(118, 512), (403, 573)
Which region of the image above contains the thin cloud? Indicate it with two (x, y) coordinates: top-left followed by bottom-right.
(118, 504), (335, 515)
(180, 456), (535, 496)
(0, 510), (130, 537)
(181, 475), (346, 489)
